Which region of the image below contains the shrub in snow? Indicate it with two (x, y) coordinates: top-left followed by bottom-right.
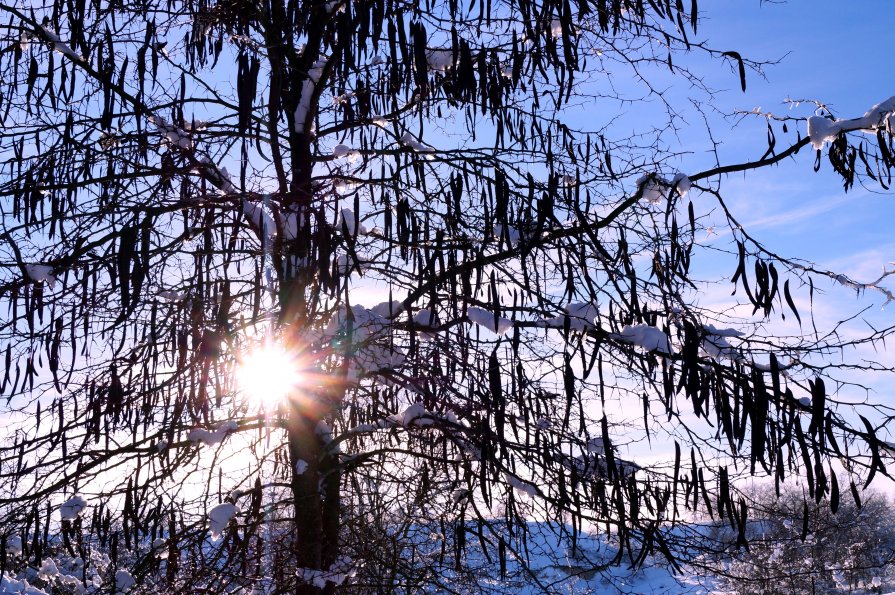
(711, 483), (895, 594)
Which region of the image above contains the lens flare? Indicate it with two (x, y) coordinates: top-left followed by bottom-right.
(235, 341), (303, 406)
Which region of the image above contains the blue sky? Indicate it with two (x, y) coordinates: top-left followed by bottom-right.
(560, 2), (895, 462)
(696, 1), (895, 272)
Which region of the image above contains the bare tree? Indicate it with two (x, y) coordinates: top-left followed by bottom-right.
(0, 0), (894, 593)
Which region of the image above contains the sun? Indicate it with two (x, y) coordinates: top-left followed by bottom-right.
(235, 340), (303, 406)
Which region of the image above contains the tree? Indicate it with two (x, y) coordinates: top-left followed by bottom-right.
(0, 0), (893, 593)
(709, 483), (895, 594)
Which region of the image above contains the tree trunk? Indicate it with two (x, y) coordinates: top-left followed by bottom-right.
(287, 399), (324, 594)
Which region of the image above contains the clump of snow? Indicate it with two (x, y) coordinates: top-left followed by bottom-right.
(541, 302), (599, 332)
(807, 116), (840, 150)
(611, 324), (671, 354)
(115, 569), (135, 592)
(701, 325), (744, 361)
(549, 19), (564, 38)
(323, 305), (406, 376)
(148, 115), (193, 150)
(467, 306), (514, 335)
(391, 402), (434, 427)
(633, 172), (690, 202)
(671, 172), (691, 197)
(316, 420), (334, 444)
(59, 495), (87, 520)
(281, 205), (303, 241)
(208, 503), (239, 539)
(560, 174), (577, 187)
(703, 324), (744, 338)
(399, 131), (435, 154)
(198, 157), (237, 193)
(370, 300), (403, 319)
(6, 535), (23, 556)
(188, 421), (238, 446)
(25, 264), (56, 289)
(806, 95), (895, 149)
(503, 473), (540, 498)
(636, 174), (667, 204)
(335, 253), (371, 276)
(151, 537), (168, 559)
(339, 208), (367, 236)
(372, 116), (388, 128)
(295, 459), (309, 475)
(242, 200), (276, 237)
(296, 557), (356, 589)
(332, 92), (354, 105)
(332, 144), (351, 158)
(37, 559), (59, 581)
(157, 290), (185, 302)
(413, 309), (438, 329)
(0, 575), (48, 595)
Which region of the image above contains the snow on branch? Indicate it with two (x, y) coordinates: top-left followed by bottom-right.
(635, 172), (691, 204)
(24, 264), (56, 289)
(208, 502), (239, 539)
(467, 306), (514, 335)
(59, 495), (87, 520)
(188, 420), (238, 446)
(807, 95), (895, 150)
(40, 26), (83, 61)
(294, 59), (328, 135)
(148, 115), (193, 150)
(538, 302), (599, 331)
(610, 324), (671, 354)
(296, 557), (356, 589)
(792, 262), (895, 306)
